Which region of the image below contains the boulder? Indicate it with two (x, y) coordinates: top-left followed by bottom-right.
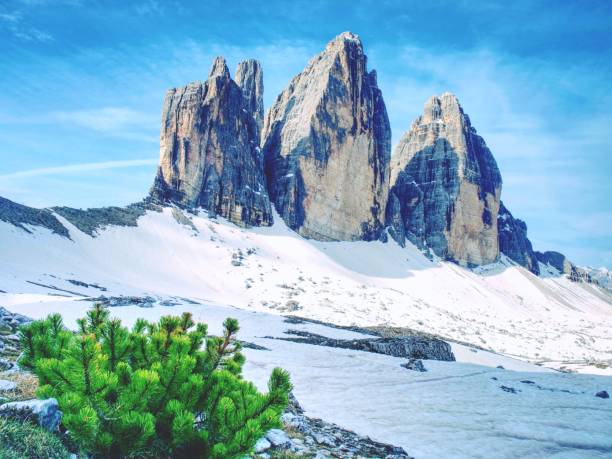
(0, 398), (62, 431)
(0, 380), (17, 392)
(254, 437), (272, 453)
(266, 428), (292, 447)
(401, 358), (427, 372)
(262, 31), (391, 241)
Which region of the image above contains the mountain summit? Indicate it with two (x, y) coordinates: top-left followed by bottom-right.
(150, 56), (272, 227)
(262, 31), (391, 241)
(387, 92), (502, 266)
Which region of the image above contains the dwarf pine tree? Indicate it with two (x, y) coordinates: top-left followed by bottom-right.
(19, 304), (291, 458)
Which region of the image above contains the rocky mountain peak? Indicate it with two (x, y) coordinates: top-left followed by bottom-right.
(235, 59), (264, 138)
(262, 32), (391, 241)
(387, 93), (502, 266)
(208, 56), (230, 79)
(150, 56), (272, 226)
(326, 31), (362, 51)
(421, 92), (462, 124)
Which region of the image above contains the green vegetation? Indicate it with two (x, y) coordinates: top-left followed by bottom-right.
(0, 417), (69, 459)
(19, 304), (291, 458)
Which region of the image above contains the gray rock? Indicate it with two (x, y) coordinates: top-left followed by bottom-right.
(0, 195), (69, 238)
(595, 390), (609, 399)
(497, 202), (539, 274)
(0, 380), (17, 391)
(271, 329), (455, 361)
(151, 56), (273, 227)
(401, 358), (427, 372)
(235, 59), (264, 139)
(500, 385), (519, 394)
(535, 250), (593, 283)
(254, 437), (271, 453)
(387, 93), (502, 266)
(0, 398), (62, 431)
(85, 295), (156, 308)
(265, 428), (291, 447)
(262, 31), (391, 241)
(52, 201), (154, 237)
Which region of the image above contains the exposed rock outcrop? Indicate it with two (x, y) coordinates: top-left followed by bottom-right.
(536, 251), (593, 282)
(270, 329), (455, 361)
(0, 196), (69, 238)
(262, 31), (391, 241)
(251, 394), (412, 458)
(497, 202), (539, 274)
(235, 59), (264, 139)
(387, 93), (502, 266)
(151, 57), (272, 227)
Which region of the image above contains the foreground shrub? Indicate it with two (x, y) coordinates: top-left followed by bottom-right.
(0, 417), (69, 458)
(19, 305), (291, 458)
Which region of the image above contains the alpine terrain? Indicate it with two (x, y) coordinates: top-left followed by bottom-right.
(0, 32), (610, 458)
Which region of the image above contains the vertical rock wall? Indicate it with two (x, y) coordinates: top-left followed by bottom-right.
(262, 32), (391, 241)
(387, 93), (502, 265)
(151, 57), (272, 227)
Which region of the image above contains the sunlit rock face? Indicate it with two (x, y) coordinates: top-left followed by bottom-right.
(151, 57), (272, 227)
(387, 93), (502, 266)
(497, 202), (539, 274)
(262, 32), (391, 241)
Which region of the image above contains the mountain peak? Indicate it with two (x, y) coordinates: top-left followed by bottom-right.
(326, 31), (363, 53)
(262, 31), (390, 242)
(208, 56), (230, 79)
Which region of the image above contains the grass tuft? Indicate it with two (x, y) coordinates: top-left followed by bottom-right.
(0, 417), (69, 458)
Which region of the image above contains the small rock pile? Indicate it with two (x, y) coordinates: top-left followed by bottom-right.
(250, 394), (412, 459)
(0, 307), (31, 363)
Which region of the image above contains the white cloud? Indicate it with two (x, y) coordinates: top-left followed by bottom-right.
(0, 159), (158, 180)
(0, 8), (53, 42)
(51, 107), (157, 134)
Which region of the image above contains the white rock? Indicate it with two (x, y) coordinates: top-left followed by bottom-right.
(0, 380), (16, 391)
(254, 437), (271, 453)
(266, 428), (291, 447)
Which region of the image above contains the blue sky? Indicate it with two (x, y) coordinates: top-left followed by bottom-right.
(0, 0), (611, 268)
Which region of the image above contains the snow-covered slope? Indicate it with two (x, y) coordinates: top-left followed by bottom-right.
(1, 207), (610, 369)
(3, 295), (612, 458)
(1, 207), (611, 457)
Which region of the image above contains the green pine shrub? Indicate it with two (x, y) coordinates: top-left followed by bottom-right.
(18, 304), (291, 458)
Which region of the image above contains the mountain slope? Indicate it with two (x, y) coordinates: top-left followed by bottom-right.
(1, 204), (610, 368)
(1, 202), (611, 457)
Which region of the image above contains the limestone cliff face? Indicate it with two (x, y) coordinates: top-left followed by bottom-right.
(262, 32), (391, 241)
(150, 57), (272, 227)
(497, 202), (539, 274)
(235, 59), (264, 139)
(387, 93), (502, 265)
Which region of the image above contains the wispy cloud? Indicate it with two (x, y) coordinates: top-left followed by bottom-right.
(51, 107), (158, 139)
(0, 107), (159, 142)
(0, 9), (52, 42)
(0, 159), (158, 180)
